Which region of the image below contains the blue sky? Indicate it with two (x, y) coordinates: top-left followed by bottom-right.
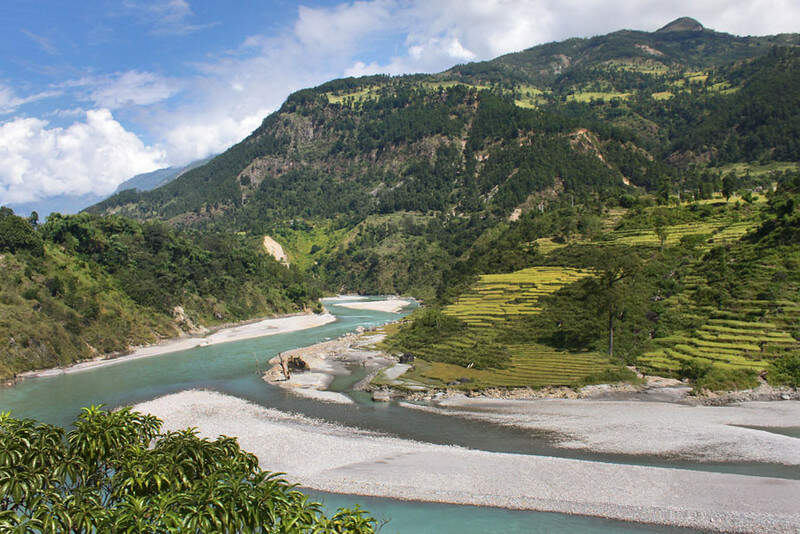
(2, 0), (800, 212)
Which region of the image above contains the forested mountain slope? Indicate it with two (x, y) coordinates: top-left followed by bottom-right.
(89, 18), (800, 298)
(0, 208), (320, 380)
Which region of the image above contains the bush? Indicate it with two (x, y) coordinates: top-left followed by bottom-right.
(0, 406), (377, 533)
(21, 288), (38, 300)
(679, 359), (713, 380)
(770, 353), (800, 386)
(693, 367), (758, 392)
(576, 366), (643, 387)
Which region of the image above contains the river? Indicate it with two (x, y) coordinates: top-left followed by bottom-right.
(0, 297), (757, 533)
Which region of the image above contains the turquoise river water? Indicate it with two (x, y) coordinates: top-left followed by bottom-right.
(2, 298), (783, 533)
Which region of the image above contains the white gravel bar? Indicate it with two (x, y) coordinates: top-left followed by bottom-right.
(135, 390), (800, 533)
(336, 299), (412, 313)
(404, 397), (800, 465)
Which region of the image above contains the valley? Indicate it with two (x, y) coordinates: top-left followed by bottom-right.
(2, 15), (800, 533)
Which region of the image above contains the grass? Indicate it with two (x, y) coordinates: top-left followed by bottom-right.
(566, 91), (632, 103)
(712, 161), (800, 177)
(273, 221), (349, 270)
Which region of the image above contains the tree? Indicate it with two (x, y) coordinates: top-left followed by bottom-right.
(592, 247), (643, 359)
(0, 407), (377, 533)
(657, 178), (671, 205)
(653, 215), (669, 250)
(722, 172), (738, 201)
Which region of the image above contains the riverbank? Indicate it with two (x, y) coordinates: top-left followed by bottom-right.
(16, 312), (336, 381)
(262, 330), (392, 404)
(135, 389), (800, 533)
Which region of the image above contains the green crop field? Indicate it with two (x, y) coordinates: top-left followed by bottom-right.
(401, 344), (615, 389)
(713, 161), (800, 177)
(325, 86), (381, 104)
(639, 299), (800, 376)
(392, 266), (623, 388)
(442, 266), (592, 326)
(566, 91), (632, 102)
(651, 91), (674, 100)
(601, 218), (758, 249)
(533, 237), (567, 255)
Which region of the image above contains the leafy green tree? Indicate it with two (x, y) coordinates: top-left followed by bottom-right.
(653, 215), (669, 250)
(590, 248), (643, 358)
(722, 172), (738, 201)
(0, 210), (44, 256)
(657, 178), (671, 206)
(0, 407), (377, 533)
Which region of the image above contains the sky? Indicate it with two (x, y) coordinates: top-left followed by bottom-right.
(2, 0), (800, 213)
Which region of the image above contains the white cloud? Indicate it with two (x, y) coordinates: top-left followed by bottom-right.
(89, 71), (180, 109)
(0, 109), (165, 204)
(159, 110), (268, 163)
(329, 0), (800, 75)
(20, 29), (60, 56)
(123, 0), (217, 35)
(0, 84), (61, 115)
(293, 0), (397, 54)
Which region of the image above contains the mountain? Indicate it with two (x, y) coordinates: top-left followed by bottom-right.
(113, 156), (214, 194)
(445, 17), (799, 87)
(15, 18), (800, 389)
(6, 193), (106, 219)
(85, 20), (800, 297)
(656, 17), (704, 33)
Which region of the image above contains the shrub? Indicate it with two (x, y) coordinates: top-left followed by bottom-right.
(769, 353), (800, 386)
(0, 406), (377, 533)
(694, 367), (758, 392)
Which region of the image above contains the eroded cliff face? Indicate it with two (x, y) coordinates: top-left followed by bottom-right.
(263, 235), (289, 265)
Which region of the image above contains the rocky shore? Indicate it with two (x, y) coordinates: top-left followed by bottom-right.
(262, 328), (393, 403)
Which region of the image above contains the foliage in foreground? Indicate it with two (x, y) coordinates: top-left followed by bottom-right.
(0, 407), (377, 533)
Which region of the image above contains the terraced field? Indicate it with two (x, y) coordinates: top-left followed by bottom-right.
(533, 237), (568, 255)
(639, 299), (800, 375)
(398, 266), (620, 388)
(403, 346), (613, 389)
(442, 266), (592, 328)
(604, 219), (757, 248)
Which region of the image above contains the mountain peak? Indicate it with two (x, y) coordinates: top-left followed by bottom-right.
(656, 17), (704, 33)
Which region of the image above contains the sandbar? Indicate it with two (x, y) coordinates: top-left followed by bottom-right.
(135, 390), (800, 533)
(336, 299), (412, 313)
(403, 396), (800, 465)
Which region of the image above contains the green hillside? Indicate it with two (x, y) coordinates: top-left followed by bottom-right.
(387, 178), (800, 391)
(0, 209), (321, 380)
